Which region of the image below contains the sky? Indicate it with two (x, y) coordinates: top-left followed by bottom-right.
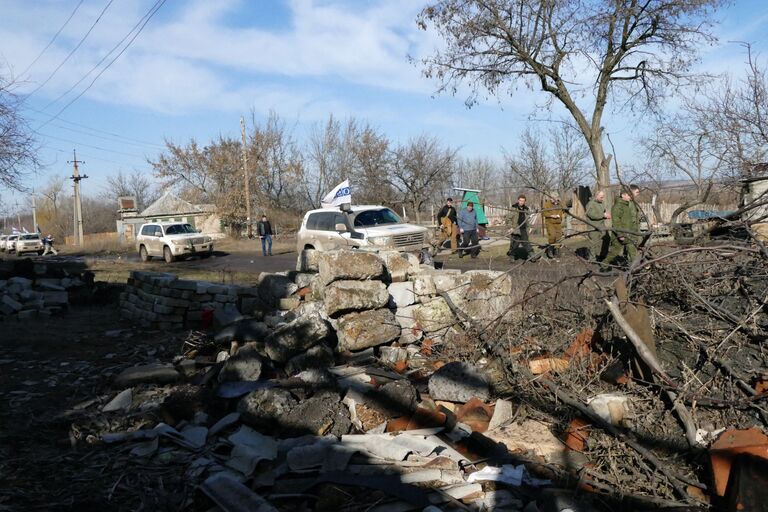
(0, 0), (767, 214)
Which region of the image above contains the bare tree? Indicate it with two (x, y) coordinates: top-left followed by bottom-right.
(417, 0), (723, 207)
(104, 170), (158, 210)
(1, 71), (38, 189)
(389, 135), (457, 223)
(551, 123), (590, 191)
(504, 128), (553, 193)
(454, 157), (502, 201)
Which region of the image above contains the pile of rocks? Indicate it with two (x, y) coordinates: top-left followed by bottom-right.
(0, 275), (76, 320)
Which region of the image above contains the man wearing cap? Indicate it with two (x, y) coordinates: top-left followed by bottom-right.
(543, 194), (565, 259)
(605, 185), (641, 267)
(436, 197), (458, 250)
(457, 201), (480, 258)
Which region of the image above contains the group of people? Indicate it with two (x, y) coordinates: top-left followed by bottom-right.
(505, 193), (567, 260)
(505, 185), (642, 267)
(436, 197), (482, 258)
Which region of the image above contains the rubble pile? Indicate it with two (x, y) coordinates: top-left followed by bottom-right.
(0, 273), (86, 320)
(12, 239), (767, 511)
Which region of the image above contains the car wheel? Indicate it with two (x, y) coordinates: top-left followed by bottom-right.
(163, 246), (175, 263)
(201, 247), (213, 258)
(139, 245), (149, 262)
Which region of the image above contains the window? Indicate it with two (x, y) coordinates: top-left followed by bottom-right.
(141, 225), (157, 236)
(165, 224), (196, 235)
(20, 234), (40, 240)
(353, 208), (401, 227)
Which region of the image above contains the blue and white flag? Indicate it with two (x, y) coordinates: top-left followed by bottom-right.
(321, 179), (352, 208)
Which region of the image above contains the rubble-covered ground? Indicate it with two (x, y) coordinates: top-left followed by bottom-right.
(1, 234), (766, 512)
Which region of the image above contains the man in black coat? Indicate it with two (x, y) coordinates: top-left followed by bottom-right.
(257, 215), (273, 256)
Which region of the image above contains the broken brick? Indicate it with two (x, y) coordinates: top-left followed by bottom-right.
(709, 428), (768, 497)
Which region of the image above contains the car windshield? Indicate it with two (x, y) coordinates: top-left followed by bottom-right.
(164, 224), (196, 235)
(353, 208), (401, 227)
(20, 234), (40, 240)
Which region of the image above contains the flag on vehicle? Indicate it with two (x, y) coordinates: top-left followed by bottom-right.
(321, 179), (352, 208)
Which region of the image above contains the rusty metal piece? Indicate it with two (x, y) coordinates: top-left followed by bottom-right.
(710, 428), (768, 497)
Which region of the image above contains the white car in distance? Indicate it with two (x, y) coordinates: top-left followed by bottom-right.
(136, 222), (213, 263)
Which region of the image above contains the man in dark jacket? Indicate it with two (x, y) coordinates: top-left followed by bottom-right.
(585, 190), (610, 261)
(506, 194), (530, 259)
(436, 197), (458, 250)
(457, 202), (480, 258)
(257, 215), (273, 256)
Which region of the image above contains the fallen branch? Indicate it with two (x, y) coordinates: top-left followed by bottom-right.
(604, 297), (677, 388)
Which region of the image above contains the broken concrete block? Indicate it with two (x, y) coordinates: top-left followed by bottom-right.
(258, 274), (299, 306)
(238, 388), (297, 429)
(411, 274), (437, 300)
(114, 363), (181, 388)
(265, 315), (330, 363)
(388, 281), (416, 309)
(336, 308), (401, 352)
(294, 272), (314, 289)
(214, 319), (272, 344)
(218, 343), (264, 383)
(281, 390), (352, 437)
(488, 399), (516, 430)
(296, 248), (320, 273)
(428, 362), (490, 402)
(214, 304), (244, 328)
(324, 280), (389, 317)
(285, 343), (335, 376)
(587, 393), (631, 427)
(278, 297), (301, 310)
(1, 295), (23, 312)
(103, 388), (133, 412)
(42, 291), (69, 306)
(318, 251), (384, 284)
(369, 379), (418, 417)
(485, 420), (567, 466)
(411, 297), (456, 334)
(378, 250), (411, 282)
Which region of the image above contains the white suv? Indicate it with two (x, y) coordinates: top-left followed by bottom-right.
(14, 233), (44, 255)
(136, 222), (213, 263)
(296, 205), (429, 253)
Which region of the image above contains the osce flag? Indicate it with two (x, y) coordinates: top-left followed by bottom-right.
(321, 179), (352, 208)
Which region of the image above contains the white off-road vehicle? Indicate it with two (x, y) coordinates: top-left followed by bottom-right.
(136, 222), (213, 263)
(296, 205), (430, 253)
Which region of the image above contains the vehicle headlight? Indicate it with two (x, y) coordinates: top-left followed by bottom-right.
(368, 236), (389, 246)
(204, 236), (211, 243)
(170, 240), (185, 246)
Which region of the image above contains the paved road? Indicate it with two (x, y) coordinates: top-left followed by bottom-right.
(27, 246), (583, 275)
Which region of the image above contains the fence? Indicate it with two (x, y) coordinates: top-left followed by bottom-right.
(64, 232), (121, 246)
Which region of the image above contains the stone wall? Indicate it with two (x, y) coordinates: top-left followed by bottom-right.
(119, 249), (516, 359)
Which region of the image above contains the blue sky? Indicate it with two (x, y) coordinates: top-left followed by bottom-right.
(1, 0), (767, 211)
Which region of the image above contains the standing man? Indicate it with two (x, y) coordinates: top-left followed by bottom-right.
(585, 190), (611, 261)
(506, 194), (530, 260)
(257, 214), (273, 256)
(457, 201), (480, 258)
(543, 194), (565, 259)
(436, 197), (458, 250)
(605, 185), (641, 267)
(42, 234), (58, 256)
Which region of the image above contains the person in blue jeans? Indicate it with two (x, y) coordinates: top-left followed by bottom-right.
(257, 214), (273, 256)
(457, 202), (480, 258)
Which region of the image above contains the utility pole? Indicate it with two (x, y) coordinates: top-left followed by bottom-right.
(68, 150), (87, 246)
(240, 117), (253, 239)
(14, 199), (21, 231)
(31, 194), (37, 233)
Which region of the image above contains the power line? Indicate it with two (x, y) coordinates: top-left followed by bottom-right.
(18, 0), (85, 78)
(25, 0), (116, 101)
(23, 105), (166, 149)
(43, 0), (164, 111)
(32, 117), (164, 150)
(38, 0), (166, 128)
(35, 131), (149, 159)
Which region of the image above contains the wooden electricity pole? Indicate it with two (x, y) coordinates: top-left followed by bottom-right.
(68, 150), (87, 246)
(240, 117), (253, 238)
